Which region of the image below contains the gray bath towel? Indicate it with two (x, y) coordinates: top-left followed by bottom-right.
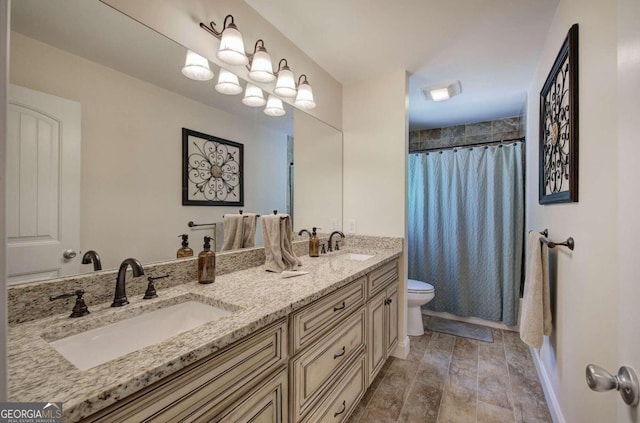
(242, 213), (258, 248)
(221, 214), (244, 251)
(262, 214), (301, 272)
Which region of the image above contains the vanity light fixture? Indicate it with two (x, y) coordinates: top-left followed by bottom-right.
(215, 68), (243, 95)
(181, 50), (214, 81)
(422, 80), (462, 102)
(274, 59), (297, 97)
(200, 15), (248, 66)
(198, 14), (317, 109)
(264, 95), (286, 116)
(242, 83), (267, 107)
(294, 75), (316, 110)
(248, 40), (276, 83)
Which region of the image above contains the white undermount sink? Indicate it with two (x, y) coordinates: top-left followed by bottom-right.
(336, 253), (375, 261)
(49, 301), (232, 370)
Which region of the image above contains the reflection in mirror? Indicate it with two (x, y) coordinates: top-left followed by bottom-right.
(8, 0), (341, 283)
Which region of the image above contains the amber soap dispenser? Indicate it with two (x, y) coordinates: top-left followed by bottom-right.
(177, 234), (194, 258)
(309, 227), (320, 257)
(198, 236), (216, 284)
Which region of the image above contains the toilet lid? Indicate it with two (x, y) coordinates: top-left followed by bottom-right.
(408, 279), (434, 293)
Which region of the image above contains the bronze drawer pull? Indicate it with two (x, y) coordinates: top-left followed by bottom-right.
(333, 346), (346, 359)
(333, 400), (346, 417)
(333, 301), (346, 312)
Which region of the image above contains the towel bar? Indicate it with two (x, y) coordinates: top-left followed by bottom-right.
(539, 229), (575, 251)
(187, 221), (216, 228)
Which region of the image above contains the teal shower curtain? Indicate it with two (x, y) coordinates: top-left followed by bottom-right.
(408, 143), (524, 326)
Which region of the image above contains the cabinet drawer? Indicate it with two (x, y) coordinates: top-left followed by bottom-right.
(291, 308), (365, 422)
(290, 277), (366, 354)
(81, 319), (287, 423)
(367, 260), (398, 299)
(196, 367), (288, 423)
(302, 352), (366, 423)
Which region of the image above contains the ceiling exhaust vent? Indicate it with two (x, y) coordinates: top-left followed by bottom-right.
(422, 80), (462, 102)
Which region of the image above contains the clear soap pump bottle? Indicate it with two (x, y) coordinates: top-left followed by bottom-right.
(177, 234), (194, 258)
(198, 236), (215, 284)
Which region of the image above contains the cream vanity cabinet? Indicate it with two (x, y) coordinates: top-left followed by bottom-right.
(288, 258), (400, 423)
(366, 260), (399, 384)
(78, 258), (399, 423)
(80, 319), (288, 423)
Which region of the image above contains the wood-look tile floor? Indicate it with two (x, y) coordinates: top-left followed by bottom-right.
(347, 316), (552, 423)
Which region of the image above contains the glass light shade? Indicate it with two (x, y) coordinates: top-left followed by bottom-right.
(248, 49), (275, 83)
(264, 95), (286, 116)
(215, 69), (243, 95)
(242, 83), (266, 107)
(217, 24), (248, 65)
(274, 68), (297, 97)
(430, 87), (451, 101)
(181, 50), (214, 81)
(294, 81), (316, 109)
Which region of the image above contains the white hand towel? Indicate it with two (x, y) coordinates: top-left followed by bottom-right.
(520, 231), (552, 348)
(221, 215), (244, 251)
(262, 214), (301, 272)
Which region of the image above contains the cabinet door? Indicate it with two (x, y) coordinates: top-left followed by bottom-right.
(367, 289), (387, 385)
(385, 282), (399, 356)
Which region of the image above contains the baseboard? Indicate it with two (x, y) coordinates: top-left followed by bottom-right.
(421, 309), (519, 332)
(529, 346), (566, 423)
(391, 336), (410, 359)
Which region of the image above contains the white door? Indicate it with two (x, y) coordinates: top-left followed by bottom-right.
(617, 0), (640, 420)
(6, 85), (81, 284)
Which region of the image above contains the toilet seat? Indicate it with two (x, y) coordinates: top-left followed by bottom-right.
(408, 279), (434, 294)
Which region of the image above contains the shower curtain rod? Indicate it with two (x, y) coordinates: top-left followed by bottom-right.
(411, 137), (525, 154)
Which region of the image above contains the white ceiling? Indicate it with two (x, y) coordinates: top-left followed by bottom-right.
(246, 0), (559, 130)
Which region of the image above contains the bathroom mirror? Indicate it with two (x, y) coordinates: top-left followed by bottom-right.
(7, 0), (342, 282)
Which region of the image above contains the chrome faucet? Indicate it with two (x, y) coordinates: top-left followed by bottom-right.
(112, 258), (145, 307)
(328, 231), (345, 252)
(81, 250), (102, 271)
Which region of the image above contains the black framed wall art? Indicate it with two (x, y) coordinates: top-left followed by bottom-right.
(182, 128), (244, 206)
(539, 24), (579, 205)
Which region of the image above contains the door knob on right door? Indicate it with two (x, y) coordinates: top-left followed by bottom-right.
(586, 364), (639, 407)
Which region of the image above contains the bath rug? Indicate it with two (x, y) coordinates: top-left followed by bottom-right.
(425, 316), (494, 343)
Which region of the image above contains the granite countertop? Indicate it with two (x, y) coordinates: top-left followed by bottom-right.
(8, 247), (401, 422)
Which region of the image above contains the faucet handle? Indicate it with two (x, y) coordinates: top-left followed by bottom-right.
(320, 242), (327, 254)
(50, 289), (90, 318)
(335, 240), (342, 251)
(143, 274), (170, 299)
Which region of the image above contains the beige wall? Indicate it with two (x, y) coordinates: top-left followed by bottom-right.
(343, 69), (409, 357)
(102, 0), (343, 131)
(617, 0), (640, 421)
(0, 0), (8, 402)
(343, 70), (408, 239)
(293, 109), (342, 232)
(10, 32), (288, 270)
(525, 0), (619, 421)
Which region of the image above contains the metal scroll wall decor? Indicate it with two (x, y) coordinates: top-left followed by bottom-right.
(539, 24), (579, 204)
(182, 128), (244, 206)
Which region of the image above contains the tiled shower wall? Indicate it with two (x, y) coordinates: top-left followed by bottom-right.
(409, 116), (525, 152)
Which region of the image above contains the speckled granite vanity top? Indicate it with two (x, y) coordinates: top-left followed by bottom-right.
(8, 246), (401, 422)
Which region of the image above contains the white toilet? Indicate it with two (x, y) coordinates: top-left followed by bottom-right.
(407, 279), (435, 336)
